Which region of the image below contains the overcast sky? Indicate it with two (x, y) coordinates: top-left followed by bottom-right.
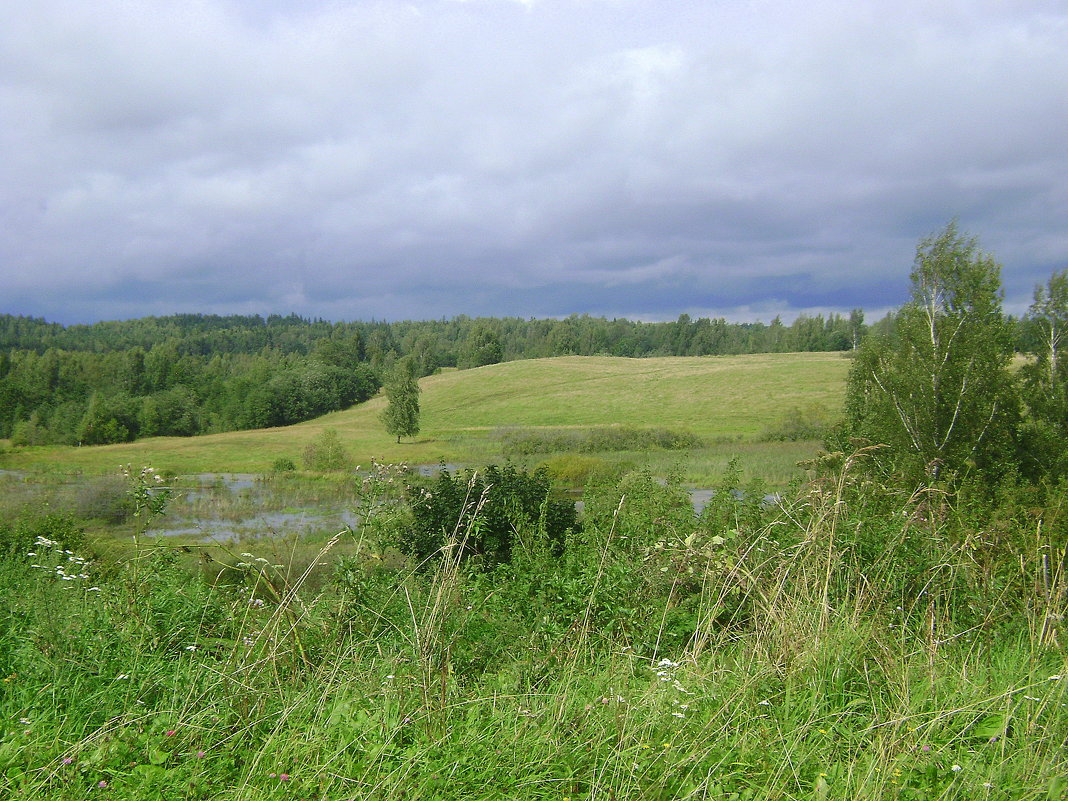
(2, 0), (1067, 325)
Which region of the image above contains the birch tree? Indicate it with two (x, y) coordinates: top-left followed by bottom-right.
(1019, 270), (1068, 478)
(845, 223), (1017, 482)
(381, 356), (421, 443)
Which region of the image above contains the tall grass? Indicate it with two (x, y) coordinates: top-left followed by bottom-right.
(1, 455), (1065, 800)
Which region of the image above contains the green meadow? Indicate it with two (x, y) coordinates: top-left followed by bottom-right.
(0, 353), (849, 486)
(2, 351), (1066, 800)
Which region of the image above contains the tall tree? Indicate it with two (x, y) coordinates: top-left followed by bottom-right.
(1019, 269), (1068, 478)
(381, 357), (421, 443)
(845, 222), (1017, 483)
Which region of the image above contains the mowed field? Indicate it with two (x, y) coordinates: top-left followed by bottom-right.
(1, 353), (850, 480)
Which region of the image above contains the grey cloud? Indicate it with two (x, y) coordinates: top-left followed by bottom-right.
(2, 0), (1067, 325)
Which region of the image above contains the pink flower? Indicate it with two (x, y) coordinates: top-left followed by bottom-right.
(62, 757), (73, 765)
(196, 750), (206, 759)
(279, 773), (291, 781)
(165, 730), (176, 737)
(97, 780), (108, 789)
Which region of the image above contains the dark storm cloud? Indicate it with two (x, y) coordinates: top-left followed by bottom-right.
(2, 0), (1067, 324)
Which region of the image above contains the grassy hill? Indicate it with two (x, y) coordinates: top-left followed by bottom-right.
(0, 353), (850, 483)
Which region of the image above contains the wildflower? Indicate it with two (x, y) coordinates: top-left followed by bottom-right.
(185, 645), (198, 652)
(983, 782), (994, 789)
(196, 751), (206, 759)
(165, 730), (177, 737)
(279, 773), (291, 781)
(19, 717), (31, 725)
(921, 745), (931, 752)
(951, 764), (962, 772)
(97, 780), (108, 789)
(671, 712), (685, 718)
(62, 757), (73, 765)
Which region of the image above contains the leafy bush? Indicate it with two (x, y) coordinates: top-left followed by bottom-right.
(404, 464), (578, 565)
(271, 457), (296, 472)
(302, 429), (354, 472)
(759, 402), (837, 441)
(0, 513), (85, 560)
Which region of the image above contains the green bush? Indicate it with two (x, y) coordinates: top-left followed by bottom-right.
(0, 513), (85, 560)
(405, 464), (578, 566)
(301, 428), (354, 472)
(759, 402), (837, 441)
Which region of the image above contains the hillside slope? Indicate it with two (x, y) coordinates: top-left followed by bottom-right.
(1, 353), (849, 474)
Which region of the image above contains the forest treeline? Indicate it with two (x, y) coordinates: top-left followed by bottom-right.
(0, 310), (868, 445)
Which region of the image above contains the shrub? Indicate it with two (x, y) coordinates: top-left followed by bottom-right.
(302, 429), (354, 472)
(0, 513), (85, 560)
(760, 402), (837, 441)
(404, 464), (578, 566)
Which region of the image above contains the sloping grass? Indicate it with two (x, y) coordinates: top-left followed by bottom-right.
(0, 353), (850, 482)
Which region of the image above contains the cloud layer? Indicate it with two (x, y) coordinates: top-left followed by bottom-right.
(3, 0), (1067, 323)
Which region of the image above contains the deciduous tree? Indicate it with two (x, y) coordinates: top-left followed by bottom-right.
(844, 222), (1017, 483)
(381, 357), (420, 443)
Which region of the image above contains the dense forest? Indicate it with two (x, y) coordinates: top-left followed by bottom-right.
(0, 310), (871, 446)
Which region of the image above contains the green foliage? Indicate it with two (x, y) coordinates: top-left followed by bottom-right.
(845, 223), (1018, 484)
(0, 513), (84, 560)
(1019, 270), (1068, 479)
(459, 324), (503, 368)
(381, 357), (421, 443)
(760, 402), (836, 441)
(405, 464), (577, 565)
(500, 425), (703, 455)
(270, 456), (296, 472)
(2, 455), (1068, 800)
(301, 428), (354, 472)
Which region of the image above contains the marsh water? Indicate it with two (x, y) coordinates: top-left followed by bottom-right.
(0, 468), (774, 544)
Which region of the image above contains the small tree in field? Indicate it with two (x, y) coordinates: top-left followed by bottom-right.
(381, 357), (420, 443)
(844, 222), (1017, 483)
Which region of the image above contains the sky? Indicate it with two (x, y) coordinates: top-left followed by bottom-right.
(2, 0), (1067, 326)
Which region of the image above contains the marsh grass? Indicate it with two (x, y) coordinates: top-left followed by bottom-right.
(2, 453), (1067, 799)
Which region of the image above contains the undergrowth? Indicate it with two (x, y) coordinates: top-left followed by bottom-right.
(0, 455), (1065, 800)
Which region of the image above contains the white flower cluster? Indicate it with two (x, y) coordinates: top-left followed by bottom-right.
(236, 553), (282, 570)
(27, 536), (96, 589)
(649, 657), (695, 719)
